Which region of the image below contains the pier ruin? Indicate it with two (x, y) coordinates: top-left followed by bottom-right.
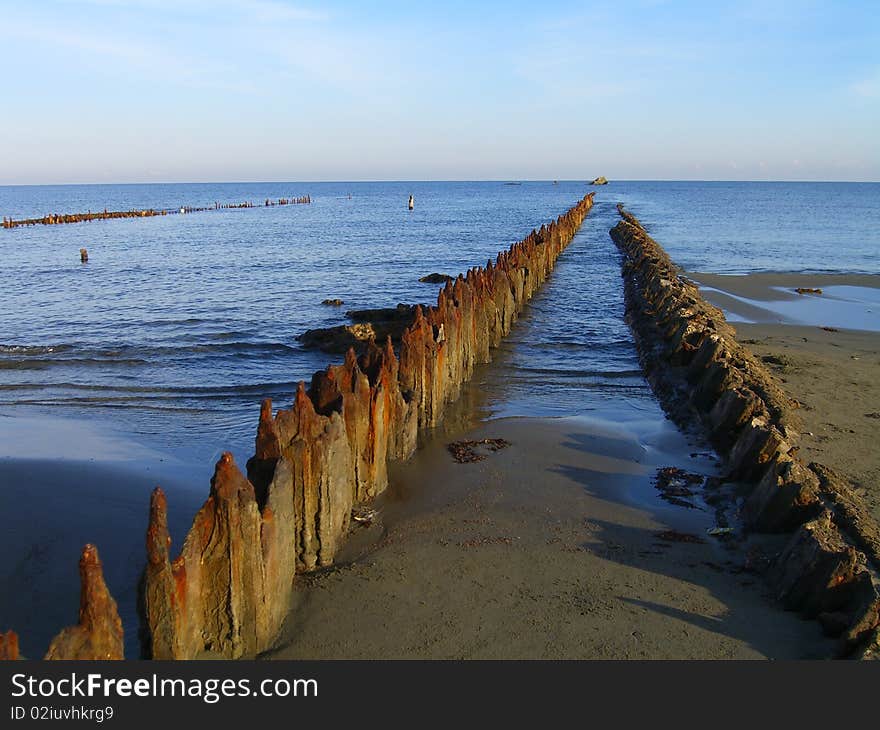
(0, 194), (594, 659)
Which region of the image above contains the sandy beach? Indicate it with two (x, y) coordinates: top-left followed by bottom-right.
(263, 269), (880, 660)
(0, 414), (206, 658)
(685, 271), (880, 332)
(687, 272), (880, 522)
(266, 412), (832, 660)
(2, 6), (879, 717)
(3, 234), (877, 661)
(737, 325), (880, 516)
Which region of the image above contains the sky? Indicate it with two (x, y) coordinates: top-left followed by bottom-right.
(0, 0), (878, 184)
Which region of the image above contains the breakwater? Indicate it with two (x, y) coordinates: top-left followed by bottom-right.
(1, 196), (311, 229)
(610, 206), (880, 658)
(0, 194), (594, 659)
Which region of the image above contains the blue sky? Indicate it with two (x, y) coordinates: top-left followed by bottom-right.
(0, 0), (877, 183)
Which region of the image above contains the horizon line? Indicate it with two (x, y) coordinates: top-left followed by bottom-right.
(2, 177), (879, 188)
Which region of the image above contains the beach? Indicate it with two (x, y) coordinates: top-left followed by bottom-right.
(2, 184), (878, 660)
(0, 414), (206, 658)
(266, 412), (832, 659)
(2, 1), (879, 718)
(688, 272), (880, 521)
(264, 269), (879, 660)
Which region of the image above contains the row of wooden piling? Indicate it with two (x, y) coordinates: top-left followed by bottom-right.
(0, 194), (594, 660)
(610, 205), (880, 658)
(266, 196), (311, 206)
(1, 196), (311, 229)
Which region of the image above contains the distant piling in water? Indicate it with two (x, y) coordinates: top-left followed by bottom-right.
(408, 194), (414, 210)
(80, 248), (88, 263)
(1, 196), (311, 230)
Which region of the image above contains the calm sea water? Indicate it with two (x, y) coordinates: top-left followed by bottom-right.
(1, 181), (878, 472)
(1, 180), (878, 657)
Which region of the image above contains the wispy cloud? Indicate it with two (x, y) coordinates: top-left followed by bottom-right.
(0, 1), (350, 96)
(53, 0), (329, 22)
(850, 69), (880, 98)
(0, 20), (259, 94)
(245, 0), (328, 22)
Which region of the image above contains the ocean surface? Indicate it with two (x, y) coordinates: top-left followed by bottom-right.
(1, 180), (878, 656)
(1, 181), (878, 473)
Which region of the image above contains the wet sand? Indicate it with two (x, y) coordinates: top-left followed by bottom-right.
(4, 269), (873, 660)
(266, 415), (832, 660)
(687, 272), (880, 300)
(0, 414), (205, 659)
(735, 324), (880, 521)
(685, 271), (880, 522)
(267, 270), (880, 660)
(686, 271), (880, 332)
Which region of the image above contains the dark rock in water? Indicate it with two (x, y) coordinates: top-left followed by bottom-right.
(297, 304), (428, 354)
(300, 304), (424, 354)
(419, 273), (453, 284)
(298, 323), (381, 354)
(298, 304), (427, 354)
(346, 303), (420, 323)
(590, 176), (609, 185)
(794, 288), (822, 295)
(322, 298), (344, 306)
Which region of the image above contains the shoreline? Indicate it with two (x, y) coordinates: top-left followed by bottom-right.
(2, 227), (876, 659)
(611, 208), (880, 656)
(684, 271), (879, 522)
(0, 195), (597, 660)
(266, 414), (832, 659)
(685, 271), (880, 332)
(0, 457), (203, 659)
(263, 261), (879, 660)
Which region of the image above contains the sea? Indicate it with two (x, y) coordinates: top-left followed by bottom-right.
(1, 180), (878, 656)
(3, 181), (878, 469)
